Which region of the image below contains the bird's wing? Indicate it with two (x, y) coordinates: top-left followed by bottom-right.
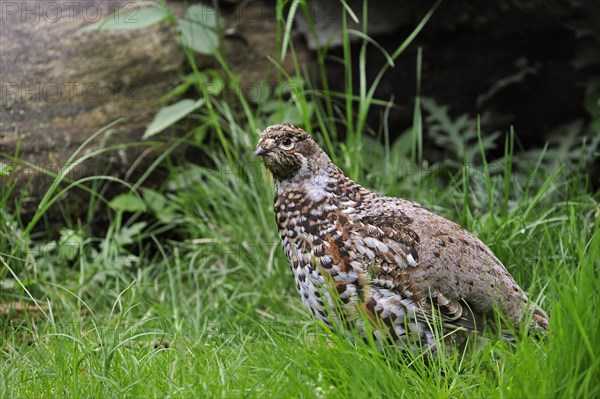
(348, 214), (487, 334)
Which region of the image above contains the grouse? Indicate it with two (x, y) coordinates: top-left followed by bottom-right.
(254, 123), (548, 351)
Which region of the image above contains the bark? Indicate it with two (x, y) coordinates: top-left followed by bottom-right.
(0, 0), (310, 216)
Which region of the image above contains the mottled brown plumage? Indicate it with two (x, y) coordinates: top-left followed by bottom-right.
(254, 123), (548, 351)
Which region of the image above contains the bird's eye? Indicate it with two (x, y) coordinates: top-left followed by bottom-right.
(281, 138), (294, 149)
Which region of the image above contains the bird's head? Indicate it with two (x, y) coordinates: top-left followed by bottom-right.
(253, 124), (329, 182)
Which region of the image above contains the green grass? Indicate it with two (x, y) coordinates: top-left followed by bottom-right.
(1, 129), (599, 397)
(1, 1), (599, 397)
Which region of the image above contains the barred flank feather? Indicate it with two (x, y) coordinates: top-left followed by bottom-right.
(255, 124), (548, 352)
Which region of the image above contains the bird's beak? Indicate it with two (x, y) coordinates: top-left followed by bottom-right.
(253, 146), (267, 157)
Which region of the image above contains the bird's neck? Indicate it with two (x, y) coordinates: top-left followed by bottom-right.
(274, 163), (370, 204)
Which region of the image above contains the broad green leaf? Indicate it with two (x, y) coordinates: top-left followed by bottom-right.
(177, 4), (219, 54)
(246, 81), (272, 104)
(263, 100), (312, 126)
(58, 228), (84, 261)
(143, 99), (205, 139)
(113, 222), (147, 246)
(0, 279), (16, 289)
(109, 192), (146, 212)
(0, 162), (11, 176)
(78, 4), (168, 33)
(141, 188), (178, 223)
(186, 4), (218, 29)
